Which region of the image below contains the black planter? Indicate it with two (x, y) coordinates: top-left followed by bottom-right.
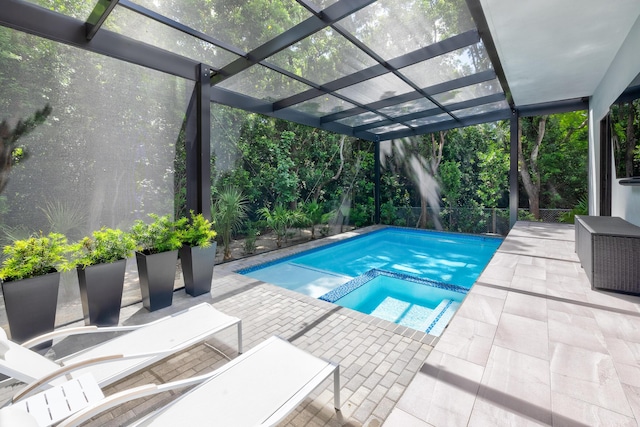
(77, 259), (127, 326)
(180, 242), (217, 297)
(135, 250), (178, 311)
(1, 272), (59, 349)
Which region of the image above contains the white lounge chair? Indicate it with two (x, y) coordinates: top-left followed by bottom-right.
(5, 373), (104, 427)
(0, 303), (242, 405)
(56, 336), (340, 427)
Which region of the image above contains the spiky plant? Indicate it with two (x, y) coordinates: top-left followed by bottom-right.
(212, 186), (248, 260)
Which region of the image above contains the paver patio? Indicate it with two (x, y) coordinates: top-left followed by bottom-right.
(1, 221), (639, 426)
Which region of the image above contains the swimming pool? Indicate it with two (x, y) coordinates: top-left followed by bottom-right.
(239, 227), (502, 335)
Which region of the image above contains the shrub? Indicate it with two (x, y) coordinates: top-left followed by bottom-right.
(177, 211), (217, 247)
(0, 232), (71, 282)
(70, 227), (136, 268)
(130, 214), (182, 255)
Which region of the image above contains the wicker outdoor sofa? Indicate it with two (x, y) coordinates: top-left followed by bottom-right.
(575, 215), (640, 295)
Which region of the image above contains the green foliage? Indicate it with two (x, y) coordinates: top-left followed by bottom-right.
(213, 186), (249, 260)
(380, 201), (397, 225)
(441, 200), (487, 234)
(259, 204), (298, 248)
(439, 161), (462, 207)
(518, 209), (538, 221)
(242, 224), (258, 255)
(70, 227), (136, 268)
(0, 232), (71, 282)
(177, 211), (217, 247)
(559, 197), (589, 224)
(130, 214), (182, 255)
(476, 126), (509, 207)
(301, 201), (325, 238)
(610, 99), (640, 178)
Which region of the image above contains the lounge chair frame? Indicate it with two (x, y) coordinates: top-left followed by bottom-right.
(0, 303), (242, 402)
(57, 336), (340, 427)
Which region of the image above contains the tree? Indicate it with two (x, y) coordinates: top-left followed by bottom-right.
(518, 115), (546, 219)
(518, 112), (588, 219)
(476, 123), (509, 208)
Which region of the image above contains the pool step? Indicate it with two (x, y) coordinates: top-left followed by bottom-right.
(424, 300), (461, 337)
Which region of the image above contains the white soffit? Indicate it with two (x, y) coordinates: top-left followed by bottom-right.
(479, 0), (640, 106)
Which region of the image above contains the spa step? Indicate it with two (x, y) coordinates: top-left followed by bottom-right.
(425, 300), (460, 337)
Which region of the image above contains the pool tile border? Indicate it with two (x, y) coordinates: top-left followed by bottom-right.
(425, 299), (458, 335)
(318, 268), (469, 303)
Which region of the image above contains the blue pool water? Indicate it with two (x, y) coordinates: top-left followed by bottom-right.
(239, 227), (502, 335)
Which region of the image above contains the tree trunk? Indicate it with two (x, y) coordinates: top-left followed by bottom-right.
(518, 116), (547, 219)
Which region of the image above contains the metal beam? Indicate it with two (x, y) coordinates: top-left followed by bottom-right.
(321, 70), (497, 123)
(509, 110), (519, 227)
(0, 0), (200, 81)
(85, 0), (119, 40)
(211, 0), (376, 84)
(275, 30), (481, 111)
(517, 97), (588, 117)
(186, 65), (212, 218)
(465, 0), (513, 107)
(374, 137), (381, 224)
(371, 107), (511, 141)
(208, 86), (382, 141)
(353, 93), (506, 133)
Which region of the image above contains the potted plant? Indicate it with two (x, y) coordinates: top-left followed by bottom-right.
(130, 214), (182, 311)
(69, 227), (136, 326)
(177, 211), (217, 297)
(0, 232), (70, 348)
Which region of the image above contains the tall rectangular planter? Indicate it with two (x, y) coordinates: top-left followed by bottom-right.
(77, 259), (127, 326)
(1, 272), (60, 349)
(180, 242), (217, 297)
(136, 250), (179, 311)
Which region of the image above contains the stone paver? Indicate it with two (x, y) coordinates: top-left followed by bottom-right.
(386, 221), (640, 427)
(0, 225), (432, 426)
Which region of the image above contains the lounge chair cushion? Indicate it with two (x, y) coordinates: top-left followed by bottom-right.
(65, 303), (240, 386)
(131, 336), (339, 426)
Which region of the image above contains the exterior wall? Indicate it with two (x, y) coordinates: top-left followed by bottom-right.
(589, 13), (640, 225)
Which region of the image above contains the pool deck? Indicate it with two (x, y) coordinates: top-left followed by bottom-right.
(385, 221), (640, 426)
(1, 221), (639, 425)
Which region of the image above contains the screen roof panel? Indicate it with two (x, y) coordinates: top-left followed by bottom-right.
(266, 28), (378, 85)
(12, 0), (602, 142)
(218, 63), (313, 101)
(106, 6), (240, 69)
(24, 0), (100, 20)
(336, 0), (475, 61)
(285, 94), (357, 116)
(131, 0), (313, 53)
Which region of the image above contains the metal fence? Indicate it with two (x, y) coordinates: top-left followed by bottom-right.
(381, 207), (571, 236)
